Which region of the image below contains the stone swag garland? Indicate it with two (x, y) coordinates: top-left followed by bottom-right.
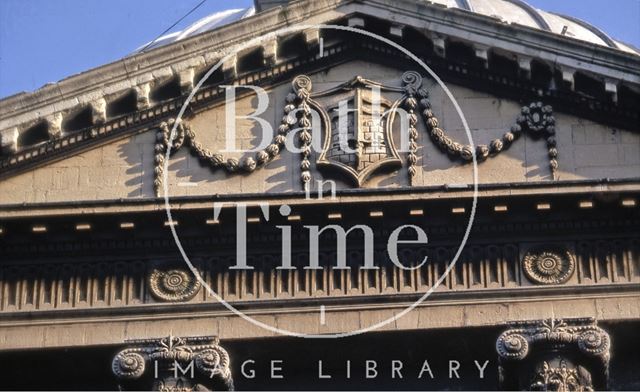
(153, 77), (310, 196)
(399, 71), (559, 183)
(153, 71), (559, 195)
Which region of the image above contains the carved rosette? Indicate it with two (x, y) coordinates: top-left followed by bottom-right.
(112, 335), (233, 391)
(148, 268), (201, 302)
(496, 318), (610, 391)
(522, 246), (575, 285)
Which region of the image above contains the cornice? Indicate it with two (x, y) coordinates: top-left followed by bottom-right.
(0, 178), (638, 218)
(0, 37), (638, 182)
(0, 0), (343, 122)
(1, 0), (638, 126)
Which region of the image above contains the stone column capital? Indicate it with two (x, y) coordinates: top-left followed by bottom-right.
(496, 318), (610, 390)
(112, 335), (233, 391)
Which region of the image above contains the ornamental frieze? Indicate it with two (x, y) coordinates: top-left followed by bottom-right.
(1, 237), (638, 314)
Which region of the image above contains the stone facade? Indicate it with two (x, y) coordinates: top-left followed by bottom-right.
(0, 0), (638, 390)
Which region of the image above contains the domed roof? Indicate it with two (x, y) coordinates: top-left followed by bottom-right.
(133, 7), (255, 53)
(433, 0), (638, 54)
(133, 1), (638, 55)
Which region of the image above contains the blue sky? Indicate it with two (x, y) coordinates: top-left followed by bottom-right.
(0, 0), (638, 99)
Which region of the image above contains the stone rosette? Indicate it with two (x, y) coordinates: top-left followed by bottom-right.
(522, 245), (575, 285)
(148, 268), (201, 302)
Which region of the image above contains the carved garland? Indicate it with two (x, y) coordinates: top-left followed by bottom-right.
(153, 75), (318, 195)
(154, 119), (280, 196)
(292, 75), (314, 187)
(154, 71), (561, 194)
(401, 72), (559, 180)
(401, 71), (425, 185)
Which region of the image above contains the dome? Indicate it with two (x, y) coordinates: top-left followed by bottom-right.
(432, 0), (638, 54)
(132, 1), (638, 56)
(133, 7), (255, 53)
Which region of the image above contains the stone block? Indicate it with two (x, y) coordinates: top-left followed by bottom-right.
(219, 315), (278, 338)
(621, 129), (640, 144)
(551, 299), (597, 319)
(1, 326), (46, 350)
(571, 124), (586, 144)
(33, 167), (55, 190)
(623, 144), (640, 165)
(507, 301), (554, 321)
(584, 124), (607, 144)
(416, 305), (465, 329)
(358, 308), (397, 331)
(574, 144), (620, 167)
(595, 296), (640, 320)
(463, 303), (509, 326)
(0, 127), (18, 154)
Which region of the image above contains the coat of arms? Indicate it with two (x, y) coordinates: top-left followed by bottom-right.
(291, 75), (404, 186)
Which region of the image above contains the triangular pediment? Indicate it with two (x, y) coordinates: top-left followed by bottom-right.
(1, 56), (639, 207)
(1, 0), (639, 206)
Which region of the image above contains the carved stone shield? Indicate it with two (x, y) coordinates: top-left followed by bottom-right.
(315, 77), (402, 186)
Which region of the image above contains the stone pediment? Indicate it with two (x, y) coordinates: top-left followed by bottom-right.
(0, 0), (639, 206)
(0, 57), (638, 207)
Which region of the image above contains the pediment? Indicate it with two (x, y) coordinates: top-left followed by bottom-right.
(0, 57), (638, 206)
(1, 0), (639, 206)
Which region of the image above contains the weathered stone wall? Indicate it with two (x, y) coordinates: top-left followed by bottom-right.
(0, 61), (638, 204)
